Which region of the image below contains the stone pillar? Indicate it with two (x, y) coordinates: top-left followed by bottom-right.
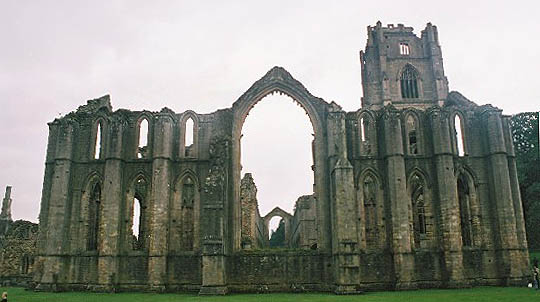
(97, 117), (125, 289)
(484, 110), (522, 284)
(502, 117), (529, 256)
(1, 186), (12, 221)
(382, 108), (414, 289)
(429, 108), (464, 286)
(39, 120), (75, 286)
(147, 113), (174, 291)
(34, 122), (58, 285)
(328, 111), (360, 294)
(199, 136), (229, 295)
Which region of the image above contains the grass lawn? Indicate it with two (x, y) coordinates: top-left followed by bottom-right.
(530, 250), (540, 263)
(0, 287), (539, 302)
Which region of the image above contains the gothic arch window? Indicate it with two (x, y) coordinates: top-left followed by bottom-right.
(93, 120), (104, 159)
(408, 172), (434, 249)
(357, 113), (377, 156)
(126, 176), (148, 251)
(180, 113), (199, 158)
(405, 113), (421, 155)
(457, 172), (480, 247)
(400, 65), (419, 99)
(453, 113), (466, 156)
(137, 118), (150, 159)
(357, 170), (386, 250)
(170, 173), (200, 252)
(87, 182), (101, 251)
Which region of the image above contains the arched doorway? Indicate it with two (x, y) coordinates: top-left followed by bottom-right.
(230, 67), (331, 252)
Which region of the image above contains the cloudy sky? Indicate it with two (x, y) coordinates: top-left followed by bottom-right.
(1, 0), (538, 223)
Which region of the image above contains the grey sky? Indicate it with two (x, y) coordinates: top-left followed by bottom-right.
(1, 0), (538, 223)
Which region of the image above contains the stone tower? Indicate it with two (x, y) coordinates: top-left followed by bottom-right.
(1, 186), (12, 222)
(360, 22), (448, 109)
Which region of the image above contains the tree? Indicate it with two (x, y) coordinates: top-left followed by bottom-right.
(510, 112), (540, 250)
(269, 219), (285, 248)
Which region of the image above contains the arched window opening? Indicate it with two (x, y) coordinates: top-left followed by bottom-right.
(87, 182), (101, 251)
(137, 118), (149, 159)
(241, 93), (314, 233)
(410, 174), (431, 249)
(181, 176), (195, 250)
(363, 176), (378, 247)
(400, 65), (419, 99)
(94, 121), (103, 159)
(358, 116), (374, 155)
(184, 118), (195, 157)
(400, 43), (410, 55)
(458, 175), (473, 247)
(131, 178), (147, 250)
(360, 117), (367, 142)
(406, 115), (418, 155)
(268, 217), (285, 248)
(454, 115), (465, 156)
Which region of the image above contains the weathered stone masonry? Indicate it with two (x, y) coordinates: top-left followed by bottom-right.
(34, 22), (530, 294)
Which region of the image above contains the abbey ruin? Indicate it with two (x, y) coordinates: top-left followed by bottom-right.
(34, 22), (530, 294)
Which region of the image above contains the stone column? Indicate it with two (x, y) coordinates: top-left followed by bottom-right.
(1, 186), (12, 221)
(39, 120), (75, 287)
(97, 117), (125, 289)
(484, 110), (522, 284)
(147, 113), (174, 291)
(328, 111), (360, 294)
(382, 108), (414, 289)
(429, 108), (464, 286)
(34, 122), (58, 285)
(502, 116), (530, 278)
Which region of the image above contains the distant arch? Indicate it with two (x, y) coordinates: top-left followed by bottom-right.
(263, 207), (293, 247)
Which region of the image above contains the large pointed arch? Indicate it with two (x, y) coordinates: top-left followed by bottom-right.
(230, 67), (332, 251)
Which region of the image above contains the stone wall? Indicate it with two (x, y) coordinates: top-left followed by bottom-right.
(0, 220), (38, 286)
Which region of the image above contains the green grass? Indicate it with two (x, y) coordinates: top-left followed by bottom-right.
(1, 287), (539, 302)
(530, 250), (540, 263)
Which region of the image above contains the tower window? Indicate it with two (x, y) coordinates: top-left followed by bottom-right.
(400, 65), (419, 99)
(400, 43), (410, 55)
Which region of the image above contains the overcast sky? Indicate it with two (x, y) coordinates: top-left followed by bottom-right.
(1, 0), (539, 223)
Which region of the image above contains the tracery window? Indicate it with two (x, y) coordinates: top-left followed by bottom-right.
(400, 65), (419, 99)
